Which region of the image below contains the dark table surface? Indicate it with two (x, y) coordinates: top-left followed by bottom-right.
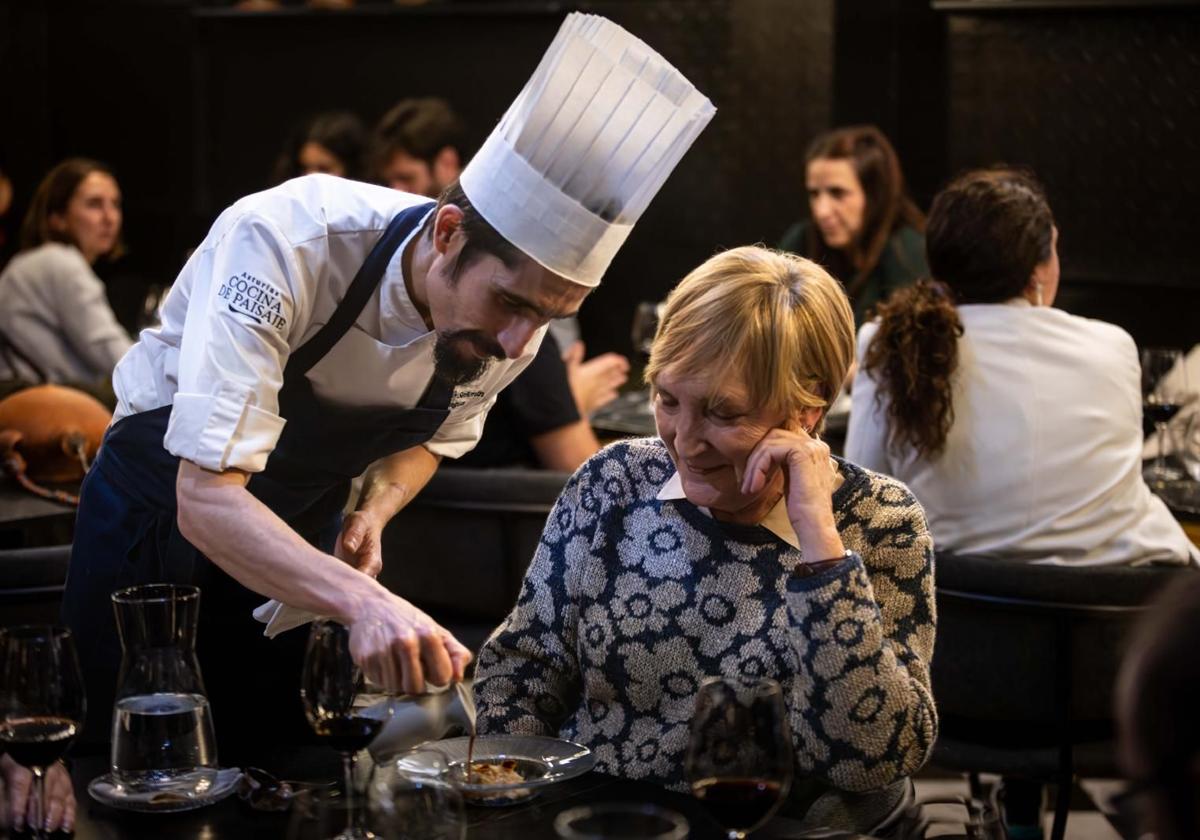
(60, 750), (859, 840)
(0, 480), (77, 548)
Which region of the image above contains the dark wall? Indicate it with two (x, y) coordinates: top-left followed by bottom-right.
(835, 0), (1200, 349)
(941, 4), (1200, 348)
(4, 0), (1196, 351)
(2, 0), (834, 355)
(189, 0), (835, 356)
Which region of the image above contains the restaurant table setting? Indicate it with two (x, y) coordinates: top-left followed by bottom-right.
(0, 584), (924, 839)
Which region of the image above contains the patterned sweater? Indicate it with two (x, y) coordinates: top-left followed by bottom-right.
(474, 438), (937, 803)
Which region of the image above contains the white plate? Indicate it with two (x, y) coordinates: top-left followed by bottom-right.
(87, 768), (242, 813)
(394, 734), (594, 806)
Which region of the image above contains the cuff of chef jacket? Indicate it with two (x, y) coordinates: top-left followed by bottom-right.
(165, 389), (287, 473)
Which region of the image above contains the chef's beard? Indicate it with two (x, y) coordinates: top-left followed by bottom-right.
(433, 329), (505, 385)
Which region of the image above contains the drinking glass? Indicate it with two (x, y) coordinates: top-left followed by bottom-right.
(0, 626), (86, 840)
(630, 301), (663, 362)
(554, 802), (690, 839)
(288, 789), (384, 840)
(684, 677), (792, 840)
(371, 749), (466, 840)
(1141, 347), (1187, 486)
(301, 619), (386, 840)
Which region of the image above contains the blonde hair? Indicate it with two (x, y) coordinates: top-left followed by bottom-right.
(644, 246), (855, 427)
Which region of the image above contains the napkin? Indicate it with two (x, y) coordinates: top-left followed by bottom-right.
(252, 599), (320, 638)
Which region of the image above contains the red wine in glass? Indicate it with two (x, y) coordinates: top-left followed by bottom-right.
(0, 716), (79, 767)
(311, 715), (384, 754)
(692, 777), (785, 834)
(685, 677), (793, 839)
(301, 620), (383, 840)
(0, 626), (86, 840)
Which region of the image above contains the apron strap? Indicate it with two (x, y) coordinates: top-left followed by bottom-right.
(285, 201), (435, 378)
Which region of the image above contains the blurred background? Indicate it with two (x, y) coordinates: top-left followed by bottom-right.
(1, 0), (1197, 355)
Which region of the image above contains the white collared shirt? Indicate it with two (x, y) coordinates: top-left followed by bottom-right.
(655, 471), (801, 549)
(112, 174), (541, 473)
(846, 302), (1198, 566)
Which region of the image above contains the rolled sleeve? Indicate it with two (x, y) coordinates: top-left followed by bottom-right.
(165, 382), (287, 472)
(169, 209), (311, 472)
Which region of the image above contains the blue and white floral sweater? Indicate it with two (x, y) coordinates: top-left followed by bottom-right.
(474, 438), (937, 801)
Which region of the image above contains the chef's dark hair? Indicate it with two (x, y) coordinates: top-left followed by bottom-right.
(428, 180), (524, 281)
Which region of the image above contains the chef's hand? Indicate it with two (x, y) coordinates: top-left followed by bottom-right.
(348, 592), (473, 695)
(337, 509), (385, 578)
(564, 341), (630, 417)
(741, 423), (845, 560)
(0, 755), (75, 834)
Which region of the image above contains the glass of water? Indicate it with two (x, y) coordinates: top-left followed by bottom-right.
(109, 584), (217, 794)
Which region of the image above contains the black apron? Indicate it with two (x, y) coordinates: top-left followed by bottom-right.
(62, 202), (443, 761)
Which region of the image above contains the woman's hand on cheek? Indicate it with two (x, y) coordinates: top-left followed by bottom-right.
(742, 425), (844, 559)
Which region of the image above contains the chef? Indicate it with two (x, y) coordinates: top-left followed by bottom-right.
(61, 12), (715, 756)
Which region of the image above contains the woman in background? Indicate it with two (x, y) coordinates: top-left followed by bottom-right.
(272, 110), (367, 183)
(0, 158), (131, 388)
(780, 125), (927, 327)
(846, 166), (1196, 567)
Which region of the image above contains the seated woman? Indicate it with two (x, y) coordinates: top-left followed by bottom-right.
(779, 125), (927, 327)
(846, 167), (1197, 566)
(0, 158), (131, 389)
(474, 246), (937, 833)
(272, 110), (367, 183)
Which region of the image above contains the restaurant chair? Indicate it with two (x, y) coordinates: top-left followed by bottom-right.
(0, 542), (72, 626)
(930, 551), (1191, 840)
(378, 466), (569, 653)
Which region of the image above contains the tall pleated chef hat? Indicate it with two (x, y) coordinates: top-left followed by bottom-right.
(459, 12), (716, 288)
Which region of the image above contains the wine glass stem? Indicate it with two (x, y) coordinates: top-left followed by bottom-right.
(342, 751), (357, 834)
(31, 765), (46, 839)
(1156, 421), (1169, 476)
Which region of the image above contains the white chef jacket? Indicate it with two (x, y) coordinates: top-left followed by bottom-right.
(112, 174), (542, 473)
(845, 300), (1198, 567)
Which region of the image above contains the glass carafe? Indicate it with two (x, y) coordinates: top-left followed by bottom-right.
(110, 584), (218, 793)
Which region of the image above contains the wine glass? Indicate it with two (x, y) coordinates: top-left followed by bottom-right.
(0, 625), (86, 840)
(684, 677), (793, 839)
(301, 619), (386, 840)
(630, 300), (663, 363)
(1141, 347), (1188, 487)
(371, 748), (466, 840)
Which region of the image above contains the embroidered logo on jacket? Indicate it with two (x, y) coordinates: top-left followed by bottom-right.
(218, 272), (288, 332)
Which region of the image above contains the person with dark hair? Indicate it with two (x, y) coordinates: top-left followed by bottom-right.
(370, 98), (630, 472)
(846, 167), (1196, 567)
(272, 110), (368, 183)
(370, 97), (464, 197)
(779, 125), (927, 327)
(61, 13), (713, 758)
(1116, 573), (1200, 840)
(0, 158), (131, 387)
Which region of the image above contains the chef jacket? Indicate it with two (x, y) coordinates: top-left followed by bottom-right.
(112, 174), (542, 473)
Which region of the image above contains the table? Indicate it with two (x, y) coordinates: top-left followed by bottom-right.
(66, 753), (862, 839)
(0, 479), (77, 548)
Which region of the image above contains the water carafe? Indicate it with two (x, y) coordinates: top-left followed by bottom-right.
(110, 584), (218, 793)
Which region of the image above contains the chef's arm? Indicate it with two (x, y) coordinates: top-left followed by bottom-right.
(337, 446), (440, 578)
(175, 458), (470, 692)
(353, 446), (441, 522)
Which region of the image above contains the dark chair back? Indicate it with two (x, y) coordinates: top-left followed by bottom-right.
(378, 467), (568, 652)
(931, 551), (1192, 840)
(0, 543), (72, 626)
